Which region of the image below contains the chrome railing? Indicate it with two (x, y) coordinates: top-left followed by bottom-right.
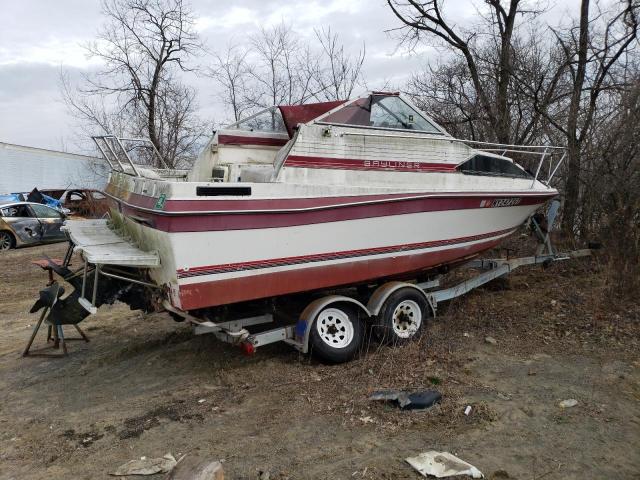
(339, 130), (566, 188)
(92, 135), (169, 177)
(462, 140), (567, 187)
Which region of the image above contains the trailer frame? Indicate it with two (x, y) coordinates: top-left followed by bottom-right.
(190, 247), (591, 355)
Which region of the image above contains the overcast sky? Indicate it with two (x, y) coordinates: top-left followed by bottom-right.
(0, 0), (581, 153)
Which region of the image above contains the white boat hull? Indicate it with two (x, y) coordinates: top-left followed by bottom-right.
(112, 191), (552, 310)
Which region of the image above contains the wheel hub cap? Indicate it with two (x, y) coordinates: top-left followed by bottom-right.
(0, 234), (10, 250)
(316, 308), (354, 348)
(392, 300), (422, 338)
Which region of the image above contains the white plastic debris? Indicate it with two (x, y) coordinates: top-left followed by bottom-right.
(406, 451), (483, 479)
(111, 453), (177, 476)
(464, 406), (472, 416)
(484, 336), (497, 345)
(166, 457), (224, 480)
(559, 399), (578, 408)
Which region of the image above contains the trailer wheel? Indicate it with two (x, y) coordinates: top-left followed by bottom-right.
(374, 288), (430, 345)
(0, 231), (15, 251)
(309, 305), (364, 364)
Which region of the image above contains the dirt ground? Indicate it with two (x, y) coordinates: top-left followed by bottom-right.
(0, 243), (639, 480)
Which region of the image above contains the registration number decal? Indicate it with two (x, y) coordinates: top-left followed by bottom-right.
(154, 193), (167, 210)
(480, 198), (522, 208)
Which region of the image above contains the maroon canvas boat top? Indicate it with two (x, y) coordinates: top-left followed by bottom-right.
(278, 100), (346, 137)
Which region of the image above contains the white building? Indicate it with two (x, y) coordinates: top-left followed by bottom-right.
(0, 142), (109, 194)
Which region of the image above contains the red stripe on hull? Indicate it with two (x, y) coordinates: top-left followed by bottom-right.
(126, 191), (431, 212)
(121, 194), (551, 232)
(217, 134), (288, 147)
(178, 236), (503, 310)
(177, 227), (515, 278)
(284, 155), (457, 172)
(107, 188), (556, 214)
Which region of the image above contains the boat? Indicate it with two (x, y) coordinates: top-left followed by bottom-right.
(28, 92), (564, 361)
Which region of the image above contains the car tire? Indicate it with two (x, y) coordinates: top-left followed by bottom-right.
(0, 231), (15, 251)
(309, 304), (364, 364)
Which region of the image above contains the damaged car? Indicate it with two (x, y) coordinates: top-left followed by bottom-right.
(0, 201), (66, 251)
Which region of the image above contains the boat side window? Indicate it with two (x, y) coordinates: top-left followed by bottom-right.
(226, 107), (287, 133)
(321, 95), (442, 134)
(458, 154), (532, 179)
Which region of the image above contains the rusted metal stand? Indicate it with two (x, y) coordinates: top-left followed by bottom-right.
(23, 310), (90, 358)
(23, 260), (90, 358)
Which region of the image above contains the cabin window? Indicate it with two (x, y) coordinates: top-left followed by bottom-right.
(458, 154), (532, 179)
(321, 95), (441, 134)
(227, 107), (287, 133)
(1, 205), (33, 218)
(30, 204), (64, 219)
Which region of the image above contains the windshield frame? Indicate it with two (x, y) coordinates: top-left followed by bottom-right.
(223, 106), (288, 134)
(313, 94), (450, 136)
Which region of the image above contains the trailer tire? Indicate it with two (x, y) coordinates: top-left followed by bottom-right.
(309, 304), (364, 364)
(374, 288), (430, 345)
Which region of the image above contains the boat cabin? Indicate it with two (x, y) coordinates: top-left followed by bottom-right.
(188, 92), (532, 188)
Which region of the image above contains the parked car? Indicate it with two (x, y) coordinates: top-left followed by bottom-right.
(0, 201), (66, 251)
(55, 189), (111, 218)
(0, 189), (67, 213)
(0, 188), (111, 219)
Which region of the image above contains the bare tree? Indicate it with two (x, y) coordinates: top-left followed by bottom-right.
(208, 45), (251, 122)
(582, 68), (640, 294)
(63, 0), (205, 167)
(547, 0), (639, 234)
(388, 0), (542, 144)
(244, 24), (319, 109)
(313, 27), (366, 101)
(210, 23), (366, 124)
(150, 80), (207, 167)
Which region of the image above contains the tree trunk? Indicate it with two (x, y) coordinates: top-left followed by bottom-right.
(148, 67), (163, 168)
(564, 138), (581, 237)
(495, 1), (518, 144)
(563, 0), (590, 236)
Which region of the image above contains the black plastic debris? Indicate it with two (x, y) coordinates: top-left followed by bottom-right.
(369, 389), (442, 410)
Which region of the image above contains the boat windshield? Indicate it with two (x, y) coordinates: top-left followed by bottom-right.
(321, 94), (442, 134)
(227, 107), (287, 133)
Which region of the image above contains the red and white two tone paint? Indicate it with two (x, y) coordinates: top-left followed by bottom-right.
(105, 93), (557, 311)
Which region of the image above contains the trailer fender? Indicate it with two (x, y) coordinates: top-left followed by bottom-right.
(297, 295), (371, 354)
(367, 281), (436, 318)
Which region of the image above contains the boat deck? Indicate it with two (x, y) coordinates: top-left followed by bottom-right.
(62, 219), (160, 267)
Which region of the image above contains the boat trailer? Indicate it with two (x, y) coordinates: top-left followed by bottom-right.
(159, 199), (592, 359)
(183, 247), (590, 356)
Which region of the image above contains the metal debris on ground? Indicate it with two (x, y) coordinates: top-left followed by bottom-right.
(405, 451), (483, 478)
(369, 389), (441, 410)
(111, 453), (177, 476)
(559, 399), (578, 408)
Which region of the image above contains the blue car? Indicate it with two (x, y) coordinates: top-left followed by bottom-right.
(0, 190), (68, 214)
